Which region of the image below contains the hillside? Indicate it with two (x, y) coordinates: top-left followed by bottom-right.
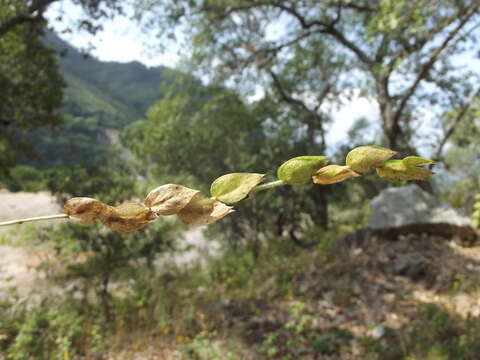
(48, 31), (171, 128)
(15, 33), (176, 171)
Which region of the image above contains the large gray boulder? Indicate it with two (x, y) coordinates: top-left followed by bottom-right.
(366, 185), (478, 241)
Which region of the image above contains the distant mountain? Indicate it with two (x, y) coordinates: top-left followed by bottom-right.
(17, 32), (177, 169)
(47, 32), (173, 128)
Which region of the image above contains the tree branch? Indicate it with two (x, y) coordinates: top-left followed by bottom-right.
(393, 2), (480, 126)
(433, 87), (480, 163)
(0, 0), (57, 38)
(267, 68), (316, 116)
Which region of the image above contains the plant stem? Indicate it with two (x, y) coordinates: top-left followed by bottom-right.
(0, 214), (69, 227)
(251, 180), (285, 193)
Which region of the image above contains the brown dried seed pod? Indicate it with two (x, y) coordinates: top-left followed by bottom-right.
(101, 202), (157, 232)
(63, 197), (110, 225)
(144, 184), (200, 215)
(177, 194), (234, 227)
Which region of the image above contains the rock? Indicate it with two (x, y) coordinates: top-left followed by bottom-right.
(370, 325), (385, 339)
(366, 185), (478, 242)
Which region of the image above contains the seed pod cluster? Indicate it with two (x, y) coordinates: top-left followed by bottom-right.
(62, 146), (434, 233)
(64, 184), (234, 232)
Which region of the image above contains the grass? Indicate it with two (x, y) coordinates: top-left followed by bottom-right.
(2, 227), (480, 359)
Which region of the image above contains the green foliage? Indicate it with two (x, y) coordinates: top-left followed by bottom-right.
(47, 31), (176, 129)
(0, 14), (64, 174)
(361, 303), (480, 360)
(137, 0), (479, 154)
(0, 298), (105, 360)
(472, 194), (480, 228)
(439, 98), (480, 215)
(3, 165), (47, 192)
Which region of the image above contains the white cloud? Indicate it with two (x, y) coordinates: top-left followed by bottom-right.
(326, 93), (379, 147)
(46, 1), (179, 67)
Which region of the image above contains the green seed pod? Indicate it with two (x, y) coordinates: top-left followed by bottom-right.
(312, 165), (360, 185)
(210, 173), (265, 204)
(376, 156), (434, 181)
(277, 156), (328, 186)
(346, 146), (396, 173)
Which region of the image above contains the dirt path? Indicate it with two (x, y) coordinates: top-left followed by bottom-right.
(0, 190), (213, 303)
(0, 190), (63, 301)
(0, 189), (61, 223)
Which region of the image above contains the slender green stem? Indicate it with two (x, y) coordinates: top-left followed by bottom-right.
(251, 180), (285, 193)
(0, 214), (69, 227)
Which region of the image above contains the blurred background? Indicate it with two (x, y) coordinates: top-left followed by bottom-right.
(0, 1), (480, 359)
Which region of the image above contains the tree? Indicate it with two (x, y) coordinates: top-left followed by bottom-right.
(0, 17), (64, 174)
(0, 0), (123, 174)
(0, 0), (123, 39)
(439, 97), (480, 212)
(123, 76), (333, 251)
(138, 0), (480, 154)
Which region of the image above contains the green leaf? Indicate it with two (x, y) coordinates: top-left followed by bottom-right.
(346, 146), (396, 173)
(210, 173), (265, 204)
(277, 156), (328, 186)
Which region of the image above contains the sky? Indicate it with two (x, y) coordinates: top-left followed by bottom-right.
(46, 1), (179, 67)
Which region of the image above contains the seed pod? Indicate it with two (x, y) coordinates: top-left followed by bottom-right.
(177, 194), (234, 227)
(376, 157), (434, 181)
(277, 156), (328, 186)
(102, 202), (157, 232)
(312, 165), (360, 185)
(63, 197), (110, 225)
(144, 184), (199, 215)
(210, 173), (265, 204)
(346, 146), (396, 173)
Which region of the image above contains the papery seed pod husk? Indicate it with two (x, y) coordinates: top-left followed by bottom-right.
(346, 146), (396, 173)
(376, 159), (433, 181)
(101, 202), (157, 232)
(401, 156), (434, 167)
(63, 197), (110, 225)
(210, 173), (265, 204)
(277, 156), (328, 186)
(312, 165), (360, 185)
(177, 194), (234, 227)
(144, 184), (199, 215)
